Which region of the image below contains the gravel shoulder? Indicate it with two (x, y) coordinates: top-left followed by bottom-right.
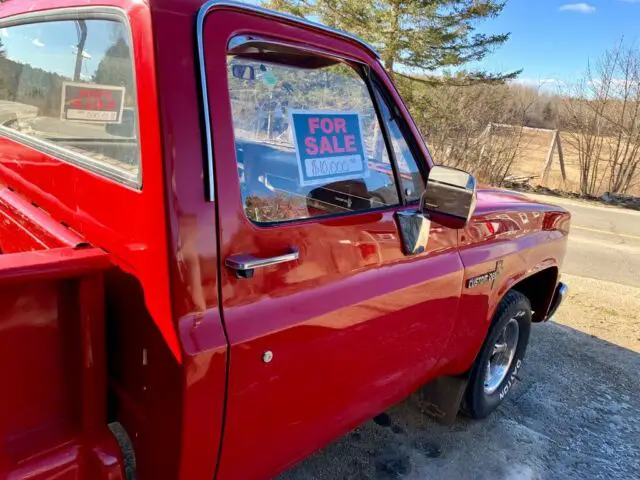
(281, 275), (640, 480)
(559, 274), (640, 352)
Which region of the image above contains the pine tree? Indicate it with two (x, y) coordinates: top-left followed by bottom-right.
(266, 0), (520, 85)
(93, 37), (133, 91)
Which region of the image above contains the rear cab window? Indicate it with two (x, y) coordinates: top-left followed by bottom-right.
(0, 13), (140, 187)
(226, 39), (424, 224)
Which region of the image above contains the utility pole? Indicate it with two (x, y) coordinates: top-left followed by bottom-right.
(74, 20), (87, 81)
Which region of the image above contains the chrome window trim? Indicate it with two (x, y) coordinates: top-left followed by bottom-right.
(196, 0), (380, 202)
(0, 6), (125, 27)
(0, 6), (142, 190)
(227, 34), (367, 65)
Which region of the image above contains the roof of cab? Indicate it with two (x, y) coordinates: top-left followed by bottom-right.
(0, 0), (379, 59)
(196, 0), (380, 59)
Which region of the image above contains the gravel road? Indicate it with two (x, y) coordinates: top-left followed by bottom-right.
(282, 195), (640, 480)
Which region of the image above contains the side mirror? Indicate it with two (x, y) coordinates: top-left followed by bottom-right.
(421, 165), (477, 229)
(231, 64), (256, 81)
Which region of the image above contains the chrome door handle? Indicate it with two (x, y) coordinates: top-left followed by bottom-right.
(225, 248), (299, 278)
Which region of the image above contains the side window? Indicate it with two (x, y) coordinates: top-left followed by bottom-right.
(0, 18), (140, 187)
(227, 52), (401, 223)
(373, 88), (425, 203)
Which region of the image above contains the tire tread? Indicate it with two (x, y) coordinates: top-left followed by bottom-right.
(461, 290), (532, 418)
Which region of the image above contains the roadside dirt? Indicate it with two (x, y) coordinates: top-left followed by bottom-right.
(560, 274), (640, 352)
(281, 275), (640, 480)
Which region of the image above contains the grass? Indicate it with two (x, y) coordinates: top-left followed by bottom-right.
(503, 129), (640, 197)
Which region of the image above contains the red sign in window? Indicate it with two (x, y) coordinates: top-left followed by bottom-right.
(61, 82), (125, 123)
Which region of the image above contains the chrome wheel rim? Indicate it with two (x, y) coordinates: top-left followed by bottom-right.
(484, 318), (520, 394)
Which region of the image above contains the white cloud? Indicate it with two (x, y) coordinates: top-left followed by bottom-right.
(515, 78), (565, 88)
(0, 29), (8, 38)
(32, 38), (44, 47)
(530, 78), (562, 84)
(559, 3), (596, 13)
(589, 78), (640, 89)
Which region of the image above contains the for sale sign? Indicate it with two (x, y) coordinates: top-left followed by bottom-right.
(61, 82), (125, 123)
(289, 110), (368, 187)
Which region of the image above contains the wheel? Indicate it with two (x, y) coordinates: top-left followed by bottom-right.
(462, 290), (532, 419)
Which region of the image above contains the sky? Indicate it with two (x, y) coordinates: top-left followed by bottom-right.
(245, 0), (639, 90)
(469, 0), (640, 89)
(0, 20), (125, 81)
(1, 1), (636, 90)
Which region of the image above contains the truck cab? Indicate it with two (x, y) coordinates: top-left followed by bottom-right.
(0, 1), (569, 479)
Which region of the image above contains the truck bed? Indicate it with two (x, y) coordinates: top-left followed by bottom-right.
(0, 186), (123, 479)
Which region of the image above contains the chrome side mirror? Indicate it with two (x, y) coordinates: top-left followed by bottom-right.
(421, 166), (477, 229)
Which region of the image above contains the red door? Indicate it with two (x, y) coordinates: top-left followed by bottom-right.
(202, 6), (464, 478)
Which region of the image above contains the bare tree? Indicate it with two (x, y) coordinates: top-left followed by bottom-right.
(562, 71), (609, 196)
(561, 41), (640, 196)
(601, 44), (640, 194)
(406, 80), (534, 186)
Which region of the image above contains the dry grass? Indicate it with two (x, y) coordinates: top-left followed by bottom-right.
(505, 129), (640, 196)
(559, 273), (640, 353)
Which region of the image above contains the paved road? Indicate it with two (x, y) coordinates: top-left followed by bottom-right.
(524, 193), (640, 288)
(283, 194), (640, 480)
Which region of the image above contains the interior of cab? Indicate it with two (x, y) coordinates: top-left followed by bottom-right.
(236, 139), (403, 219)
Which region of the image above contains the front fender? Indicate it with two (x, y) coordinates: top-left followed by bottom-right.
(433, 207), (569, 376)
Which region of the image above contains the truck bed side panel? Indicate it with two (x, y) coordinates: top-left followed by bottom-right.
(0, 248), (123, 479)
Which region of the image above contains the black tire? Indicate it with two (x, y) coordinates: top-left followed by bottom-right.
(462, 290), (532, 419)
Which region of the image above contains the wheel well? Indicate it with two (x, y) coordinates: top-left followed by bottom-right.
(512, 267), (558, 322)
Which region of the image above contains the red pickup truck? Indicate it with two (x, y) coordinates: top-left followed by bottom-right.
(0, 1), (569, 479)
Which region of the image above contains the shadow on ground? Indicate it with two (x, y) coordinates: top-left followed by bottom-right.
(280, 321), (640, 480)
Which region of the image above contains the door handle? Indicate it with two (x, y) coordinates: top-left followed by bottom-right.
(225, 248), (299, 278)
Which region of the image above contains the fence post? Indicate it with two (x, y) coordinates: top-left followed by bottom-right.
(540, 129), (559, 185)
(556, 132), (567, 182)
(478, 123), (492, 160)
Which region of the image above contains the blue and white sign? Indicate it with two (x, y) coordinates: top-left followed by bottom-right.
(289, 110), (369, 187)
